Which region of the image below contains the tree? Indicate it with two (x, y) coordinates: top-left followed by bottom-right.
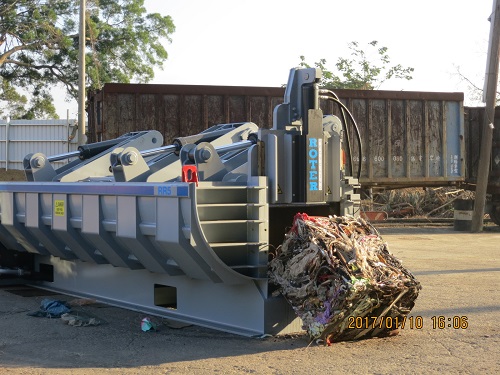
(0, 0), (175, 119)
(453, 65), (500, 106)
(300, 41), (414, 90)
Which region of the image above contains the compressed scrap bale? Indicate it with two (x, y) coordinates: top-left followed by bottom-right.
(268, 213), (421, 344)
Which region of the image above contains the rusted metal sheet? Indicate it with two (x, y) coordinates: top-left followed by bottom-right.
(87, 84), (284, 144)
(323, 94), (464, 187)
(464, 106), (500, 194)
(87, 84), (464, 188)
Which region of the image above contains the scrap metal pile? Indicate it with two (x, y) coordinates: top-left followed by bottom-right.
(269, 214), (421, 344)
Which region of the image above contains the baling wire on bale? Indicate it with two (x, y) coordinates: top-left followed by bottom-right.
(268, 214), (421, 345)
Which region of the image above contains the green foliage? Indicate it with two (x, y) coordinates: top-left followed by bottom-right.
(300, 41), (414, 90)
(0, 78), (30, 119)
(0, 0), (175, 119)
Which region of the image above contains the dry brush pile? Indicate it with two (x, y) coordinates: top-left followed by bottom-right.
(364, 187), (475, 219)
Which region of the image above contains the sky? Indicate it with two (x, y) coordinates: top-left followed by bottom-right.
(56, 0), (495, 118)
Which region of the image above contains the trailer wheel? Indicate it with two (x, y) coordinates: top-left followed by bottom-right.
(490, 205), (500, 226)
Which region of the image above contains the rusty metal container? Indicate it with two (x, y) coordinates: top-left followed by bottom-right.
(464, 106), (500, 194)
(87, 84), (284, 144)
(88, 84), (464, 188)
(334, 91), (465, 188)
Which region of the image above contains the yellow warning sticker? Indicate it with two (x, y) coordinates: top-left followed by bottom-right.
(54, 200), (65, 216)
(277, 184), (283, 194)
(327, 186), (332, 195)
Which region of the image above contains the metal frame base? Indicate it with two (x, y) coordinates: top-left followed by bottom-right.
(32, 255), (302, 337)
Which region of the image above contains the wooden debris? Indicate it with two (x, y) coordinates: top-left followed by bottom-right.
(362, 187), (475, 219)
(268, 213), (421, 344)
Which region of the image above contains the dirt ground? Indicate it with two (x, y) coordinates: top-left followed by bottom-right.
(0, 226), (498, 374)
(0, 169), (26, 181)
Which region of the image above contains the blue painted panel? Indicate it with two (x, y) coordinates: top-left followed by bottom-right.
(0, 182), (191, 197)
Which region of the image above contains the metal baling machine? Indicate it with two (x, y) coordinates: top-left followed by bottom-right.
(0, 68), (361, 336)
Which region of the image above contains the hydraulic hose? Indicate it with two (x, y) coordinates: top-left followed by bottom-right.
(319, 90), (363, 180)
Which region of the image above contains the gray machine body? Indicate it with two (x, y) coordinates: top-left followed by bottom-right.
(0, 68), (359, 336)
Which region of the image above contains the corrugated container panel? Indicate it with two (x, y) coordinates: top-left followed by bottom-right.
(89, 83), (285, 144)
(227, 95), (245, 124)
(428, 101), (443, 178)
(248, 96), (269, 128)
(184, 95), (203, 137)
(206, 95), (225, 127)
(88, 84), (464, 188)
(390, 99), (406, 179)
(408, 100), (425, 178)
(446, 102), (463, 178)
(118, 94), (135, 136)
(135, 94), (157, 132)
(369, 99), (388, 179)
(161, 94), (181, 144)
(464, 106), (500, 194)
(464, 107), (481, 184)
(339, 97), (464, 187)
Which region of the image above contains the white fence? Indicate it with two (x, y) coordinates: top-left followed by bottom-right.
(0, 119), (79, 170)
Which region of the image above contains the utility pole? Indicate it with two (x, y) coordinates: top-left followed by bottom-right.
(78, 0), (86, 146)
(471, 0), (500, 232)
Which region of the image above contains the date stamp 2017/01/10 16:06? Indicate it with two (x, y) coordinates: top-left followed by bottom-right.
(347, 315), (469, 330)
